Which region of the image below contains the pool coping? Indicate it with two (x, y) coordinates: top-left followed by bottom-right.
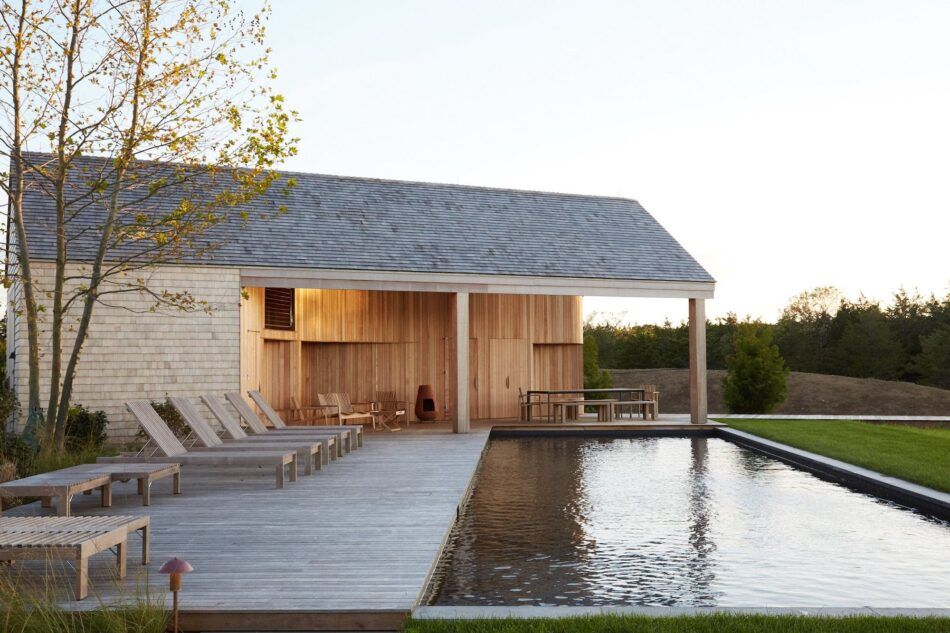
(414, 605), (950, 619)
(717, 427), (950, 520)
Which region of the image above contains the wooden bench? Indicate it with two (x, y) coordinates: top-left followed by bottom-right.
(552, 399), (617, 423)
(0, 471), (112, 518)
(0, 515), (150, 599)
(66, 463), (181, 507)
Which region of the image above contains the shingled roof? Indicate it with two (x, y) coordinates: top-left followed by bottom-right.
(14, 153), (713, 284)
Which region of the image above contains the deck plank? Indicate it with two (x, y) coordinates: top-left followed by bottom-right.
(1, 432), (489, 617)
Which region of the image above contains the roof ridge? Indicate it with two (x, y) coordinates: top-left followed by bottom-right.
(18, 150), (641, 205)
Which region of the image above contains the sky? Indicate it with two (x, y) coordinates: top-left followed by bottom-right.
(252, 0), (950, 325)
(7, 1), (949, 326)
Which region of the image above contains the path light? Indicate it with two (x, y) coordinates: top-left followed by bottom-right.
(159, 557), (193, 633)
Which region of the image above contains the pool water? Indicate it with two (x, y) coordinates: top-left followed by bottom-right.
(426, 436), (950, 607)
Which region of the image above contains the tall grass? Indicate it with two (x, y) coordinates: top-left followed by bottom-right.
(0, 562), (167, 633)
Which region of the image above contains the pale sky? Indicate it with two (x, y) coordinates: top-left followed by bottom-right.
(5, 2), (947, 326)
(256, 0), (950, 325)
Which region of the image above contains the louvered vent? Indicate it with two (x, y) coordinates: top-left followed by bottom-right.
(264, 287), (295, 330)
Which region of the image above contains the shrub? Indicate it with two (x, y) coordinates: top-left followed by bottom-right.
(64, 405), (109, 452)
(135, 398), (190, 443)
(722, 324), (789, 414)
(0, 429), (37, 479)
(0, 385), (19, 427)
(583, 334), (613, 390)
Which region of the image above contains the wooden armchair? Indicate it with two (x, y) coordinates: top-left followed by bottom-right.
(372, 390), (408, 431)
(317, 393), (375, 427)
(289, 396), (337, 426)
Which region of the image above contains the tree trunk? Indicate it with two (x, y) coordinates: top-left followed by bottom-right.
(48, 0), (82, 452)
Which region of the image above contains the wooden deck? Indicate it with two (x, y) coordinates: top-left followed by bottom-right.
(2, 431), (489, 631)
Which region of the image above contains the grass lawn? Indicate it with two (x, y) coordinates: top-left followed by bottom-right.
(719, 419), (950, 493)
(405, 614), (950, 633)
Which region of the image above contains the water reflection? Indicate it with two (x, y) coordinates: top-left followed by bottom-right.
(426, 437), (950, 607)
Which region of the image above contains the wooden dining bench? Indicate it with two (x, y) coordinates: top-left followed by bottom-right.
(0, 515), (150, 599)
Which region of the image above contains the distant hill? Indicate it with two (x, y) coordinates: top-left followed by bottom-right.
(608, 369), (950, 416)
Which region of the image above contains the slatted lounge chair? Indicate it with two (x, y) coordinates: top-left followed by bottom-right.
(0, 463), (180, 517)
(99, 401), (298, 488)
(202, 394), (336, 466)
(169, 397), (322, 475)
(235, 391), (363, 451)
(225, 391), (354, 457)
(0, 515), (149, 599)
(244, 391), (360, 451)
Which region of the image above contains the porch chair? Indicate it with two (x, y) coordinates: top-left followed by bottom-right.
(614, 385), (660, 420)
(372, 390), (408, 431)
(517, 388), (545, 421)
(289, 395), (337, 426)
(317, 393), (375, 428)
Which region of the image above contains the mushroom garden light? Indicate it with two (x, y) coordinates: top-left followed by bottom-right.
(159, 557), (193, 633)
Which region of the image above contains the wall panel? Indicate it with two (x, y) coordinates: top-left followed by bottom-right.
(241, 287), (583, 422)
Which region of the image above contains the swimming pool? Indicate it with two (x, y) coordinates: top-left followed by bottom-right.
(425, 436), (950, 607)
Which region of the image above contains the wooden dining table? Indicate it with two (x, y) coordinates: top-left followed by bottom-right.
(525, 388), (646, 422)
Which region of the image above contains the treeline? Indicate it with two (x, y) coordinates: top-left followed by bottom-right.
(585, 287), (950, 389)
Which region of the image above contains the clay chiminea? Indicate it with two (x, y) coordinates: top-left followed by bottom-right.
(414, 384), (438, 421)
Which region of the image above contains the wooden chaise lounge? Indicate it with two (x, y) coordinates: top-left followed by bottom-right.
(0, 463), (180, 517)
(201, 394), (337, 466)
(231, 391), (363, 452)
(169, 397), (323, 475)
(0, 514), (149, 599)
(244, 391), (357, 455)
(99, 401), (298, 488)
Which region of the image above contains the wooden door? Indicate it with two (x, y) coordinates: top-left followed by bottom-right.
(488, 338), (530, 419)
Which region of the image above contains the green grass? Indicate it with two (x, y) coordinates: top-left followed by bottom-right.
(404, 614), (950, 633)
(719, 419), (950, 493)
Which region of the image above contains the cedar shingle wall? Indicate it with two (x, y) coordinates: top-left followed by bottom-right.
(8, 262), (240, 442)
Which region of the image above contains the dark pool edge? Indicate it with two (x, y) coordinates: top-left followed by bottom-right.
(717, 427), (950, 520)
(413, 433), (493, 609)
(413, 606), (950, 619)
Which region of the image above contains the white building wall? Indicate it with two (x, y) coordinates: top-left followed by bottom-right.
(8, 262), (241, 442)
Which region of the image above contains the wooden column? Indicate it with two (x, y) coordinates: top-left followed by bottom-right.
(454, 292), (470, 433)
(689, 298), (708, 424)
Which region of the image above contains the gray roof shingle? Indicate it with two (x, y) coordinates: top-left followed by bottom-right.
(15, 153), (714, 284)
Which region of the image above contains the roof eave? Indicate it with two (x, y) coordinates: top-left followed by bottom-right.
(239, 266), (716, 299)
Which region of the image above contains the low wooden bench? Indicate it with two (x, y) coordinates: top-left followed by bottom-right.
(0, 515), (150, 599)
(66, 463), (181, 506)
(552, 399), (618, 423)
(0, 471), (112, 518)
(0, 464), (181, 517)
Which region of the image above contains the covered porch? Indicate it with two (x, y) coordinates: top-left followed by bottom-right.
(239, 267), (713, 433)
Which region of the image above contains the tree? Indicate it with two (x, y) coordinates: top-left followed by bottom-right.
(1, 0), (298, 452)
(828, 299), (903, 380)
(583, 334), (612, 390)
(913, 325), (950, 389)
(722, 324), (789, 414)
